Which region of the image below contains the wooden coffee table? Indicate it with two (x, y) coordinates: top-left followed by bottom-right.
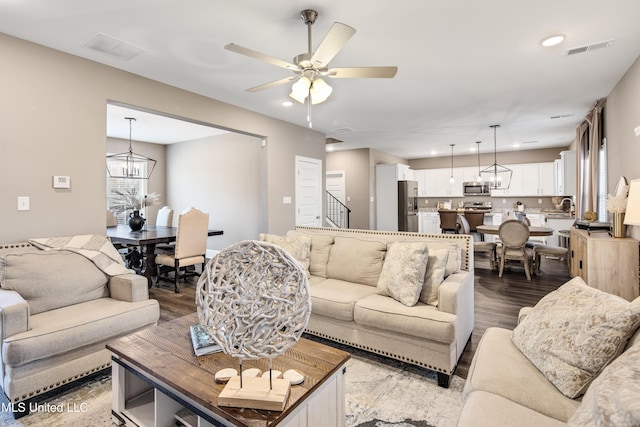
(106, 313), (350, 427)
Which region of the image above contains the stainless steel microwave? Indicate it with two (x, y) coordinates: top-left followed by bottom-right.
(463, 181), (490, 196)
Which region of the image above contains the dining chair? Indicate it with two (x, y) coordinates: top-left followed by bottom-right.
(533, 244), (569, 273)
(463, 211), (486, 241)
(438, 210), (459, 234)
(459, 215), (497, 270)
(156, 206), (174, 227)
(155, 208), (210, 293)
(497, 219), (534, 280)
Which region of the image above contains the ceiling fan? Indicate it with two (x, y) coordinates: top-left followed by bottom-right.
(224, 9), (398, 107)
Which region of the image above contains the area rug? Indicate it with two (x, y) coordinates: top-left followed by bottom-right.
(0, 355), (463, 427)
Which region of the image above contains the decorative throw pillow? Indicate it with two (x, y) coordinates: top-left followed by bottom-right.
(567, 343), (640, 426)
(377, 241), (429, 306)
(260, 233), (312, 274)
(512, 277), (640, 398)
(326, 237), (386, 287)
(287, 231), (334, 278)
(419, 248), (449, 306)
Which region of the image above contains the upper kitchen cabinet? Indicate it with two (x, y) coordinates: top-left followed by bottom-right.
(490, 164), (524, 197)
(555, 150), (576, 196)
(522, 163), (555, 196)
(415, 168), (464, 197)
(397, 163), (414, 180)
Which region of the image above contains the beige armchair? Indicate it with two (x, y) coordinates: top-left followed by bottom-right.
(498, 219), (534, 280)
(155, 208), (209, 293)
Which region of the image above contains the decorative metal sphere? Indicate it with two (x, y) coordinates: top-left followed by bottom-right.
(196, 240), (311, 360)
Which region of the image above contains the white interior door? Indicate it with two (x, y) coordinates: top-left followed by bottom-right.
(295, 156), (323, 227)
(326, 171), (346, 203)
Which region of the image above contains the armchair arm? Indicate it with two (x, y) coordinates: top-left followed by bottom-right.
(0, 290), (29, 341)
(109, 274), (149, 302)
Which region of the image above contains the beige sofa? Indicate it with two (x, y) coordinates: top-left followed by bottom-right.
(262, 227), (474, 388)
(458, 278), (640, 426)
(0, 239), (160, 416)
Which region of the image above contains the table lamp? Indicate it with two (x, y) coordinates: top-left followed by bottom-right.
(624, 178), (640, 226)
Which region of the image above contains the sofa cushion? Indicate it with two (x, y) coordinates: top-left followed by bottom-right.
(260, 233), (312, 274)
(420, 248), (449, 306)
(0, 250), (108, 315)
(2, 297), (159, 367)
(354, 294), (456, 343)
(464, 327), (581, 422)
(309, 279), (377, 321)
(288, 231), (334, 278)
(377, 241), (429, 307)
(512, 277), (640, 398)
(326, 237), (386, 287)
(567, 343), (640, 427)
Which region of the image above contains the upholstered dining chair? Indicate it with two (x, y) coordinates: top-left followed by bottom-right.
(155, 208), (209, 293)
(438, 210), (459, 234)
(156, 206), (174, 227)
(459, 215), (497, 270)
(498, 219), (534, 280)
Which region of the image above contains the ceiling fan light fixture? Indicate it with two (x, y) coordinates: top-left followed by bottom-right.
(289, 76), (312, 103)
(310, 78), (332, 104)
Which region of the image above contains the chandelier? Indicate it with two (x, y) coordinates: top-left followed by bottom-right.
(480, 125), (512, 190)
(106, 117), (156, 179)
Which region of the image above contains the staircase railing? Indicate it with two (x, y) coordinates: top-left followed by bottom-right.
(326, 191), (351, 228)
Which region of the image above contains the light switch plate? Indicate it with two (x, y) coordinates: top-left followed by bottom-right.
(18, 196), (30, 211)
(283, 196), (292, 204)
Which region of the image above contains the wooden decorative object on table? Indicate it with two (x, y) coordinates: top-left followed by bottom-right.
(196, 240), (312, 411)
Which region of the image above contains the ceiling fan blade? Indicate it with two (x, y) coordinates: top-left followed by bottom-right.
(225, 43), (298, 71)
(327, 66), (398, 78)
(310, 22), (356, 67)
(246, 76), (299, 92)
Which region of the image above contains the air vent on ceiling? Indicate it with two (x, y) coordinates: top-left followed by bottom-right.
(565, 39), (614, 56)
(521, 141), (538, 145)
(330, 127), (355, 134)
(326, 137), (343, 145)
(550, 114), (574, 120)
(83, 33), (145, 61)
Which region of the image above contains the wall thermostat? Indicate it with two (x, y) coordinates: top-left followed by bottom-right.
(53, 175), (71, 189)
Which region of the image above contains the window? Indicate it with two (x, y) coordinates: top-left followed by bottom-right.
(597, 138), (607, 222)
(106, 157), (147, 226)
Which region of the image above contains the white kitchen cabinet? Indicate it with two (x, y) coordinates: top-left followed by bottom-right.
(522, 163), (555, 196)
(462, 166), (483, 184)
(545, 216), (576, 247)
(490, 164), (523, 197)
(434, 168), (464, 197)
(555, 150), (576, 196)
(418, 212), (441, 234)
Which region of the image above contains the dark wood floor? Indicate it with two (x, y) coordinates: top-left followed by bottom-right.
(150, 252), (572, 380)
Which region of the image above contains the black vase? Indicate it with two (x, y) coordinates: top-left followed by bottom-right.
(128, 210), (146, 231)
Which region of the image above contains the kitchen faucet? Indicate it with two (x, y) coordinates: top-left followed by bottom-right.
(560, 198), (574, 208)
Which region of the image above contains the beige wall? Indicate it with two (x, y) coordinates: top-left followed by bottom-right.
(409, 147), (567, 169)
(166, 132), (266, 249)
(326, 149), (371, 229)
(605, 55), (640, 239)
(0, 33), (324, 243)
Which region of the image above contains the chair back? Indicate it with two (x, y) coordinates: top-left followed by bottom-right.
(498, 220), (530, 248)
(156, 206), (174, 227)
(438, 210), (459, 232)
(457, 215), (471, 234)
(106, 210), (118, 227)
(175, 208), (209, 259)
(464, 211), (485, 232)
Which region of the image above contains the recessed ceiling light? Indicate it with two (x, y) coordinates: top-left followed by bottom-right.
(281, 101), (293, 107)
(540, 34), (566, 47)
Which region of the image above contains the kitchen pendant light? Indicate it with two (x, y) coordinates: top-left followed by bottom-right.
(475, 141), (482, 182)
(106, 117), (157, 179)
(480, 125), (512, 190)
(449, 144), (455, 184)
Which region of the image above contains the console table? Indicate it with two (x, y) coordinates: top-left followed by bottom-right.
(106, 314), (350, 427)
(570, 228), (639, 300)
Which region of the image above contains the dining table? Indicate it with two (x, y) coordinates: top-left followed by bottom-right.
(106, 225), (223, 287)
(476, 224), (554, 236)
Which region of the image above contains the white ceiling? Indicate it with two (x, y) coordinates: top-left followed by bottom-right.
(2, 1), (640, 158)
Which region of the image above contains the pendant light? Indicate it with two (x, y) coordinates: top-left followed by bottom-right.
(480, 125), (512, 190)
(449, 144), (455, 184)
(106, 117), (157, 179)
(475, 141), (482, 182)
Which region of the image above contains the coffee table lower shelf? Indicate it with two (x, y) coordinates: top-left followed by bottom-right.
(111, 355), (347, 427)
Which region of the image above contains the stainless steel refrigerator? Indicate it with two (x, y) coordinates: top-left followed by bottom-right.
(398, 180), (418, 232)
